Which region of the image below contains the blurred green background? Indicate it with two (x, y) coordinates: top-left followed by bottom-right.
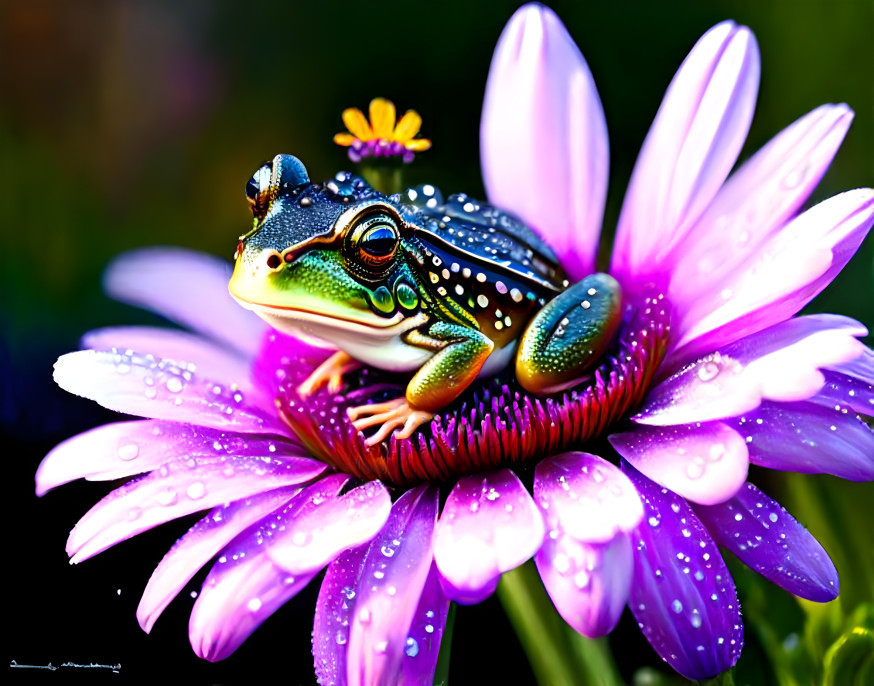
(3, 0), (872, 683)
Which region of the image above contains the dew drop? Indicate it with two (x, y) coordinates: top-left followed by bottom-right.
(248, 597), (262, 612)
(671, 599), (683, 614)
(405, 637), (419, 657)
(186, 482), (206, 500)
(157, 488), (178, 506)
(118, 443), (139, 461)
(769, 512), (778, 523)
(686, 462), (705, 480)
(335, 630), (347, 645)
(690, 609), (702, 628)
(697, 361), (720, 382)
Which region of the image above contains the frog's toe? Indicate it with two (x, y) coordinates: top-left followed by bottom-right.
(298, 351), (359, 397)
(348, 398), (434, 447)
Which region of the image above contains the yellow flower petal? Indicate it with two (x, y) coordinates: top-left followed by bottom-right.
(342, 108), (373, 141)
(393, 110), (422, 143)
(369, 98), (396, 140)
(404, 138), (432, 152)
(333, 133), (357, 147)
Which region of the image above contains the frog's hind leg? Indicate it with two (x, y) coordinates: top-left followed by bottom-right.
(516, 273), (622, 395)
(348, 322), (494, 445)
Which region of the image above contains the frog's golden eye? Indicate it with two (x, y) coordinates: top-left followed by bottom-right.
(245, 161), (273, 220)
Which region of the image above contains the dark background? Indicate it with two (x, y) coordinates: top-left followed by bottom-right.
(3, 0), (872, 683)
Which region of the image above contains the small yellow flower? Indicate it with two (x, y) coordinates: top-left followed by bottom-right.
(334, 98), (431, 163)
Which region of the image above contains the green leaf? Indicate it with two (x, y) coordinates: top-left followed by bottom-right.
(822, 627), (874, 686)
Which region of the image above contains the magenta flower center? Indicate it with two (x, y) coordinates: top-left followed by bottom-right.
(275, 289), (670, 486)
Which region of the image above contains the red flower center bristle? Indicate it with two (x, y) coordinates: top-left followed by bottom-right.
(274, 291), (670, 487)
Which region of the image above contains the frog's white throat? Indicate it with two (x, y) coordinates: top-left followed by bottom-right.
(238, 300), (433, 373)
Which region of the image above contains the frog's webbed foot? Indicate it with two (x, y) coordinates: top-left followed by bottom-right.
(298, 351), (360, 397)
(347, 398), (434, 447)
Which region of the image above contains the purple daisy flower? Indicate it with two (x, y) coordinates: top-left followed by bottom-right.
(37, 4), (873, 684)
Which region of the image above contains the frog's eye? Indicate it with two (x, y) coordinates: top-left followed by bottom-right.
(245, 161), (273, 220)
(360, 224), (399, 258)
(351, 216), (400, 271)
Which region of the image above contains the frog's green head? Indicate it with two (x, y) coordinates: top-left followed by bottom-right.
(229, 154), (423, 343)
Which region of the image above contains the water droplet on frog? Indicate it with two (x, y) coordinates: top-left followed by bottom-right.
(405, 637), (419, 657)
(697, 362), (720, 382)
(186, 482), (206, 500)
(118, 443), (139, 461)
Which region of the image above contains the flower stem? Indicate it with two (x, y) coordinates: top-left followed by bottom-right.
(433, 602), (456, 686)
(361, 165), (403, 195)
(497, 560), (623, 686)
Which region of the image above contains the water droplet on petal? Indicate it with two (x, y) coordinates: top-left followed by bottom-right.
(166, 377), (184, 393)
(671, 599), (683, 614)
(118, 443), (139, 461)
(405, 637), (419, 657)
(697, 361), (720, 382)
(186, 482), (206, 500)
(248, 597), (262, 612)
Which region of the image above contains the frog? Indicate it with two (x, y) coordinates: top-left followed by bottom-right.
(229, 154), (623, 446)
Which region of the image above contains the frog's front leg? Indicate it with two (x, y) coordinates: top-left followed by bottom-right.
(298, 350), (361, 397)
(516, 273), (623, 394)
(348, 322), (494, 446)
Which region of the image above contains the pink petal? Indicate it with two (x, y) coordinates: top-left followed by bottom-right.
(53, 349), (282, 433)
(532, 452), (640, 637)
(137, 486), (300, 633)
(346, 486), (439, 686)
(66, 452), (326, 563)
(612, 22), (759, 288)
(399, 564), (451, 685)
(480, 3), (608, 280)
(635, 315), (867, 426)
(36, 419), (303, 495)
(83, 327), (255, 396)
(433, 469), (545, 604)
(672, 189), (874, 361)
(313, 545), (369, 686)
(536, 529), (633, 638)
(189, 546), (316, 662)
(104, 247), (267, 358)
(267, 477), (392, 575)
(609, 423), (748, 505)
(667, 105), (854, 324)
(533, 452), (643, 542)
